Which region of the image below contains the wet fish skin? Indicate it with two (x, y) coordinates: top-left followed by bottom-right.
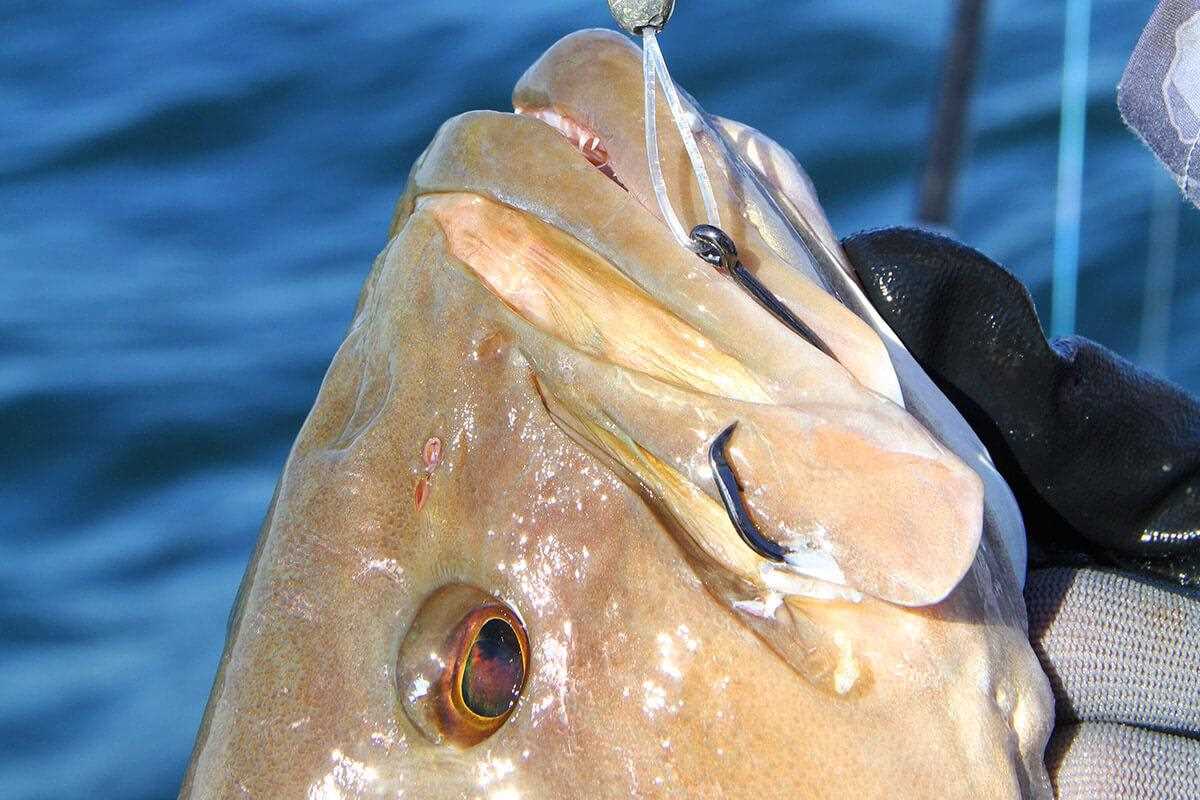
(181, 30), (1054, 799)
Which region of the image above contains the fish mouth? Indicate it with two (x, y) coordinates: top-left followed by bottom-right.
(516, 106), (627, 189)
(507, 31), (905, 403)
(391, 30), (985, 694)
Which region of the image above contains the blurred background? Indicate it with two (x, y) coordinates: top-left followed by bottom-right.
(2, 1), (1196, 797)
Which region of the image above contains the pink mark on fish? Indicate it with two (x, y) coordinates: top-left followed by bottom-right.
(423, 437), (442, 471)
(414, 437), (443, 511)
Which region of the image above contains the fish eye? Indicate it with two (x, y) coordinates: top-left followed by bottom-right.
(460, 616), (525, 718)
(395, 584), (529, 747)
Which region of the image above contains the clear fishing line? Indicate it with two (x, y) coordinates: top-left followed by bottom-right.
(1050, 0), (1092, 338)
(641, 28), (720, 251)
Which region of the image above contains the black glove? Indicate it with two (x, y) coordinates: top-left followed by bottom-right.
(842, 227), (1200, 799)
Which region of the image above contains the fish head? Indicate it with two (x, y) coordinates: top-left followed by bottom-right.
(181, 29), (1053, 800)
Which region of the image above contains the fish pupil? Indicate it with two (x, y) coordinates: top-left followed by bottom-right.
(461, 618), (524, 718)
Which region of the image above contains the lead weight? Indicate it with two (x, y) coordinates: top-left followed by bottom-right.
(607, 0), (676, 35)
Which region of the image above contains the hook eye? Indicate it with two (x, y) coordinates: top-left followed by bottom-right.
(691, 224), (739, 272)
(692, 225), (836, 359)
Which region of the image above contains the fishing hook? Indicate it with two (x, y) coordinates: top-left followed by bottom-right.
(691, 224), (836, 359)
(708, 421), (788, 562)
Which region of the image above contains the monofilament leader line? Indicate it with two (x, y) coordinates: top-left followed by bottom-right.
(608, 1), (835, 564)
(608, 1), (719, 251)
(640, 27), (721, 251)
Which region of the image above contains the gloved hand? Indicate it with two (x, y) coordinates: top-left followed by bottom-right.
(842, 227), (1200, 799)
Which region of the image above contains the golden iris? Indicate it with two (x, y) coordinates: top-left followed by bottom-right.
(396, 585), (529, 747)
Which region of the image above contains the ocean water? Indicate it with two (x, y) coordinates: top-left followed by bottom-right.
(2, 1), (1197, 797)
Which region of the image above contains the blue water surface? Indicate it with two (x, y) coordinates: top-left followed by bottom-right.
(2, 2), (1197, 797)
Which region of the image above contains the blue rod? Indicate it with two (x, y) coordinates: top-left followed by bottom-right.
(1050, 0), (1092, 338)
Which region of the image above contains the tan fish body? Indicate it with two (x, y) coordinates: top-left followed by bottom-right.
(181, 30), (1053, 799)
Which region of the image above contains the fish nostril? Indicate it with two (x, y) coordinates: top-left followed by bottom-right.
(414, 437), (442, 512)
(422, 437), (442, 471)
(413, 477), (430, 511)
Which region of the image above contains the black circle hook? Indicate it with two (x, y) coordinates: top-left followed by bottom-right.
(708, 422), (788, 562)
